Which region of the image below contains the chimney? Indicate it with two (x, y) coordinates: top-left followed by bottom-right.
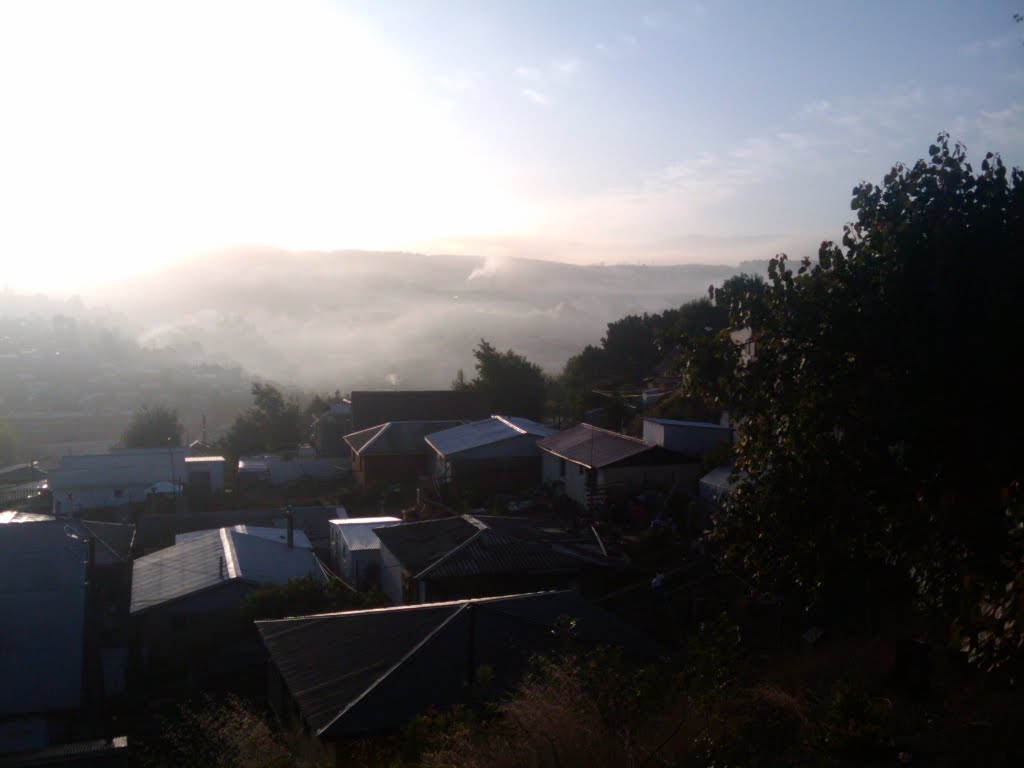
(286, 507), (294, 549)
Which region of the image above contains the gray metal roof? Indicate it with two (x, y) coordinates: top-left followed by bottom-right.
(536, 424), (654, 469)
(424, 416), (555, 458)
(416, 529), (587, 580)
(176, 525), (312, 550)
(374, 516), (482, 573)
(329, 517), (402, 552)
(130, 527), (322, 614)
(0, 519), (86, 717)
(256, 591), (662, 738)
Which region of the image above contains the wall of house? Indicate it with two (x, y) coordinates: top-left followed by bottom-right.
(447, 456), (542, 496)
(642, 420), (732, 459)
(599, 462), (703, 498)
(541, 452), (591, 507)
(379, 544), (406, 605)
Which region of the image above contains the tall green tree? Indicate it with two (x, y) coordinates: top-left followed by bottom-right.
(455, 340), (547, 420)
(220, 383), (305, 456)
(712, 135), (1024, 667)
(122, 404), (184, 448)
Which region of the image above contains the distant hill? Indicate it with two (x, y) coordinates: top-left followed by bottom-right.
(85, 248), (759, 389)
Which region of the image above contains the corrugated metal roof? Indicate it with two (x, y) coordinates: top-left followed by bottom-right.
(256, 591), (662, 738)
(0, 520), (86, 717)
(176, 525), (312, 550)
(536, 424), (654, 469)
(130, 527), (322, 614)
(185, 455), (226, 463)
(424, 416), (555, 458)
(417, 529), (586, 580)
(344, 421), (464, 457)
(4, 736), (128, 766)
(329, 517), (402, 552)
(0, 511), (55, 524)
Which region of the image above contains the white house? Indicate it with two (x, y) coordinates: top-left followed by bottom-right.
(327, 516), (402, 589)
(48, 447), (188, 517)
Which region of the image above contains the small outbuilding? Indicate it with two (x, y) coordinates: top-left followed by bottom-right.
(327, 516), (402, 589)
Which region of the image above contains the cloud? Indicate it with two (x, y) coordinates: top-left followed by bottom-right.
(522, 88), (549, 105)
(516, 65), (544, 81)
(435, 72), (476, 92)
(553, 56), (581, 76)
(959, 34), (1019, 56)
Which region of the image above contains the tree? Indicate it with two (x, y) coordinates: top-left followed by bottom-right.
(454, 340), (547, 420)
(219, 383), (305, 456)
(122, 404), (184, 448)
(712, 135), (1024, 666)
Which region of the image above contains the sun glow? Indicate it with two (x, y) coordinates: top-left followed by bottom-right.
(0, 0), (530, 292)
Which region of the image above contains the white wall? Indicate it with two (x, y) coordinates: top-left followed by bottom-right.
(379, 544), (405, 605)
(642, 419), (732, 458)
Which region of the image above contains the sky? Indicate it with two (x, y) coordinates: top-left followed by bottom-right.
(0, 0), (1021, 293)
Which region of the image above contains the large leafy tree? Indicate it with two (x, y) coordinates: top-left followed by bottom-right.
(220, 383), (305, 456)
(454, 339), (547, 420)
(713, 136), (1024, 666)
(122, 404), (184, 448)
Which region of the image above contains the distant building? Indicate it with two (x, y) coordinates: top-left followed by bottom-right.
(48, 447), (187, 517)
(257, 591), (661, 761)
(374, 514), (614, 605)
(349, 390), (489, 432)
(537, 423), (701, 513)
(641, 418), (733, 459)
(0, 517), (87, 755)
(327, 517), (402, 589)
(424, 416), (555, 495)
(183, 455), (226, 497)
(344, 420), (462, 489)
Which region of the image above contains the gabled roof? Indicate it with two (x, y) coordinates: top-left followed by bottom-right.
(176, 525), (313, 550)
(536, 423), (655, 469)
(329, 517), (402, 552)
(350, 390), (490, 432)
(78, 520), (136, 565)
(642, 417), (731, 431)
(256, 591), (662, 739)
(424, 416), (555, 458)
(374, 516), (482, 574)
(344, 421), (464, 457)
(0, 519), (86, 717)
(375, 515), (605, 581)
(130, 527), (322, 614)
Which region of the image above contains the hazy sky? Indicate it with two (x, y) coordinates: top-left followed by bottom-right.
(1, 0), (1021, 292)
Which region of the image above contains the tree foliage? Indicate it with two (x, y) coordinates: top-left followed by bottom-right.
(219, 382), (305, 456)
(712, 135), (1024, 667)
(454, 339), (547, 420)
(122, 404), (184, 448)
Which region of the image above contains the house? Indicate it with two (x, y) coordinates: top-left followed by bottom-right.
(237, 447), (349, 492)
(690, 464), (747, 535)
(0, 516), (87, 755)
(537, 423), (702, 514)
(729, 326), (758, 363)
(349, 390), (489, 432)
(374, 514), (612, 605)
(311, 402), (353, 457)
(344, 420), (463, 489)
(0, 462), (46, 487)
(129, 522), (324, 670)
(257, 590), (661, 764)
(176, 525), (313, 550)
(424, 416), (555, 495)
(642, 418), (733, 459)
(48, 447), (187, 517)
(327, 517), (401, 589)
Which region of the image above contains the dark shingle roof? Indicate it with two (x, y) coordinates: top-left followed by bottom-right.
(344, 421), (464, 457)
(350, 391), (490, 432)
(257, 591), (662, 738)
(536, 423), (655, 469)
(78, 520), (135, 565)
(374, 516), (482, 573)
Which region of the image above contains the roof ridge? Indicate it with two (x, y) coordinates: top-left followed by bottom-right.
(219, 527), (240, 580)
(317, 603), (469, 737)
(580, 422), (651, 446)
(492, 415), (527, 435)
(414, 526), (486, 579)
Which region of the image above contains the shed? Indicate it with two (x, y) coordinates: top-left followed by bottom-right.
(327, 517), (402, 589)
